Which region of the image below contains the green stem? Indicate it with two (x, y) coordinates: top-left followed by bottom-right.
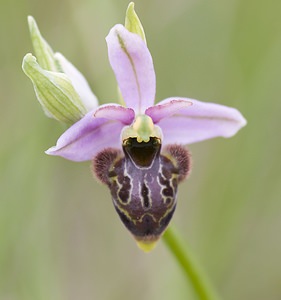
(163, 226), (221, 300)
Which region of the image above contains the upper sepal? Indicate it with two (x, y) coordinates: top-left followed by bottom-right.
(106, 24), (156, 113)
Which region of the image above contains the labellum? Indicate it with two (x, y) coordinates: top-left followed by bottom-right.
(93, 138), (191, 251)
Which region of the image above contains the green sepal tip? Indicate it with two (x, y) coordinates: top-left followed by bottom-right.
(125, 2), (146, 44)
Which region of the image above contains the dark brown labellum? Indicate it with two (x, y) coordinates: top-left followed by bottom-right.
(92, 140), (191, 243)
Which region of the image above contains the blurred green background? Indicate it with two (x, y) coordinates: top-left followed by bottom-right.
(1, 0), (281, 299)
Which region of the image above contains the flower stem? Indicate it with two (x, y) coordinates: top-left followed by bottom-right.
(163, 226), (221, 300)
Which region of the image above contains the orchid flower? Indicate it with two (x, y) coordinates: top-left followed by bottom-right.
(22, 5), (246, 252)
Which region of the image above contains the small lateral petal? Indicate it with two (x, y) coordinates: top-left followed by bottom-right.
(46, 110), (124, 161)
(94, 104), (135, 125)
(157, 97), (247, 145)
(106, 24), (156, 113)
(145, 99), (192, 123)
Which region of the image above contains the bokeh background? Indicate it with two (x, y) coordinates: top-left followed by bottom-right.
(1, 0), (281, 299)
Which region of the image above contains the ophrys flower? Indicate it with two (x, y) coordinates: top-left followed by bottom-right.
(23, 6), (246, 252)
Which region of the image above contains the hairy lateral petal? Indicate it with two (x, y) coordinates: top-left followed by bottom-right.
(106, 24), (156, 113)
(94, 104), (135, 124)
(145, 99), (192, 123)
(45, 110), (123, 161)
(55, 53), (98, 112)
(157, 97), (247, 145)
